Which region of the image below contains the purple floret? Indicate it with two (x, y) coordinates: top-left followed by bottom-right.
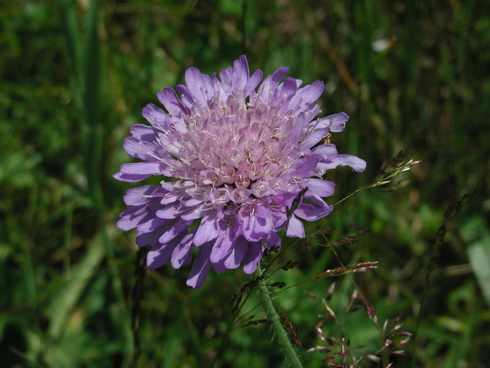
(114, 56), (366, 287)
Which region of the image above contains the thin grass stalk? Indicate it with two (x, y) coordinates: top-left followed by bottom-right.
(131, 247), (147, 367)
(82, 0), (104, 212)
(59, 0), (83, 109)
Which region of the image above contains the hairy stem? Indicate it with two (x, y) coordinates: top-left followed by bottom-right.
(256, 266), (303, 368)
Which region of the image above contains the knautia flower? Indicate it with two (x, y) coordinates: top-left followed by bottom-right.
(114, 56), (366, 288)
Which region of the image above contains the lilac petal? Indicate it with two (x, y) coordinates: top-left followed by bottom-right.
(254, 203), (272, 218)
(210, 221), (240, 263)
(288, 113), (306, 143)
(223, 236), (248, 269)
(147, 243), (174, 270)
(183, 197), (204, 207)
(160, 192), (180, 205)
(123, 137), (152, 160)
(123, 185), (166, 206)
(318, 154), (367, 172)
(160, 180), (194, 191)
(137, 216), (168, 233)
(271, 208), (288, 230)
(135, 225), (168, 247)
(291, 80), (324, 106)
(147, 231), (187, 270)
(116, 206), (147, 231)
(277, 77), (298, 101)
(328, 112), (349, 132)
(232, 55), (249, 93)
(307, 179), (336, 198)
(294, 156), (320, 178)
(155, 203), (180, 219)
(141, 104), (170, 130)
(175, 84), (194, 108)
(271, 66), (289, 86)
(212, 259), (231, 273)
(194, 214), (220, 246)
(119, 162), (168, 176)
(242, 215), (273, 242)
(157, 87), (189, 115)
(130, 123), (159, 141)
(113, 171), (151, 183)
(180, 205), (208, 221)
(286, 215), (305, 238)
(313, 112), (349, 131)
(294, 193), (333, 222)
(258, 66), (289, 98)
(312, 144), (338, 158)
(244, 69), (263, 97)
(242, 242), (263, 274)
(159, 218), (190, 244)
(186, 242), (213, 288)
(170, 231), (196, 269)
(184, 67), (211, 106)
(328, 112), (349, 133)
(219, 66), (233, 85)
(299, 128), (329, 150)
(263, 231), (281, 248)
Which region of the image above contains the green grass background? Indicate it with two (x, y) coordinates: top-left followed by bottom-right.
(1, 0), (489, 367)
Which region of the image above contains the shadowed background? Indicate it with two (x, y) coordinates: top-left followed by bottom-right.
(1, 0), (489, 367)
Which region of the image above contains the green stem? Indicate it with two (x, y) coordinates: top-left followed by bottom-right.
(256, 266), (303, 368)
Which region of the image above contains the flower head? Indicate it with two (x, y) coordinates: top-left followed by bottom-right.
(114, 56), (366, 287)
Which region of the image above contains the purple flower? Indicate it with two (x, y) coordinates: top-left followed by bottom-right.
(114, 56), (366, 288)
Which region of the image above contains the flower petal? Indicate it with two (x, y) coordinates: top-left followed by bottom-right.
(186, 242), (213, 288)
(147, 243), (174, 270)
(115, 162), (171, 182)
(286, 215), (305, 238)
(313, 112), (349, 131)
(307, 179), (336, 198)
(244, 69), (263, 97)
(318, 154), (367, 173)
(159, 218), (191, 244)
(157, 87), (189, 115)
(329, 112), (349, 132)
(294, 192), (333, 222)
(135, 226), (167, 247)
(263, 231), (281, 248)
(242, 242), (263, 274)
(210, 220), (240, 263)
(194, 214), (221, 246)
(170, 230), (196, 269)
(147, 231), (187, 270)
(223, 236), (248, 269)
(142, 104), (171, 130)
(123, 185), (167, 206)
(116, 206), (147, 231)
(232, 55), (250, 93)
(312, 144), (338, 159)
(123, 137), (153, 160)
(299, 128), (329, 150)
(242, 215), (273, 242)
(291, 80), (324, 107)
(184, 67), (213, 106)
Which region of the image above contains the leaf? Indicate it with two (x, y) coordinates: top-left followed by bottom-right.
(47, 236), (105, 340)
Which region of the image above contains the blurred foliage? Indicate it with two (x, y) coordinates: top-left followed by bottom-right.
(0, 0), (489, 367)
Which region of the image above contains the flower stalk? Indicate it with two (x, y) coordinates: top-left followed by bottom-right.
(256, 266), (303, 368)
